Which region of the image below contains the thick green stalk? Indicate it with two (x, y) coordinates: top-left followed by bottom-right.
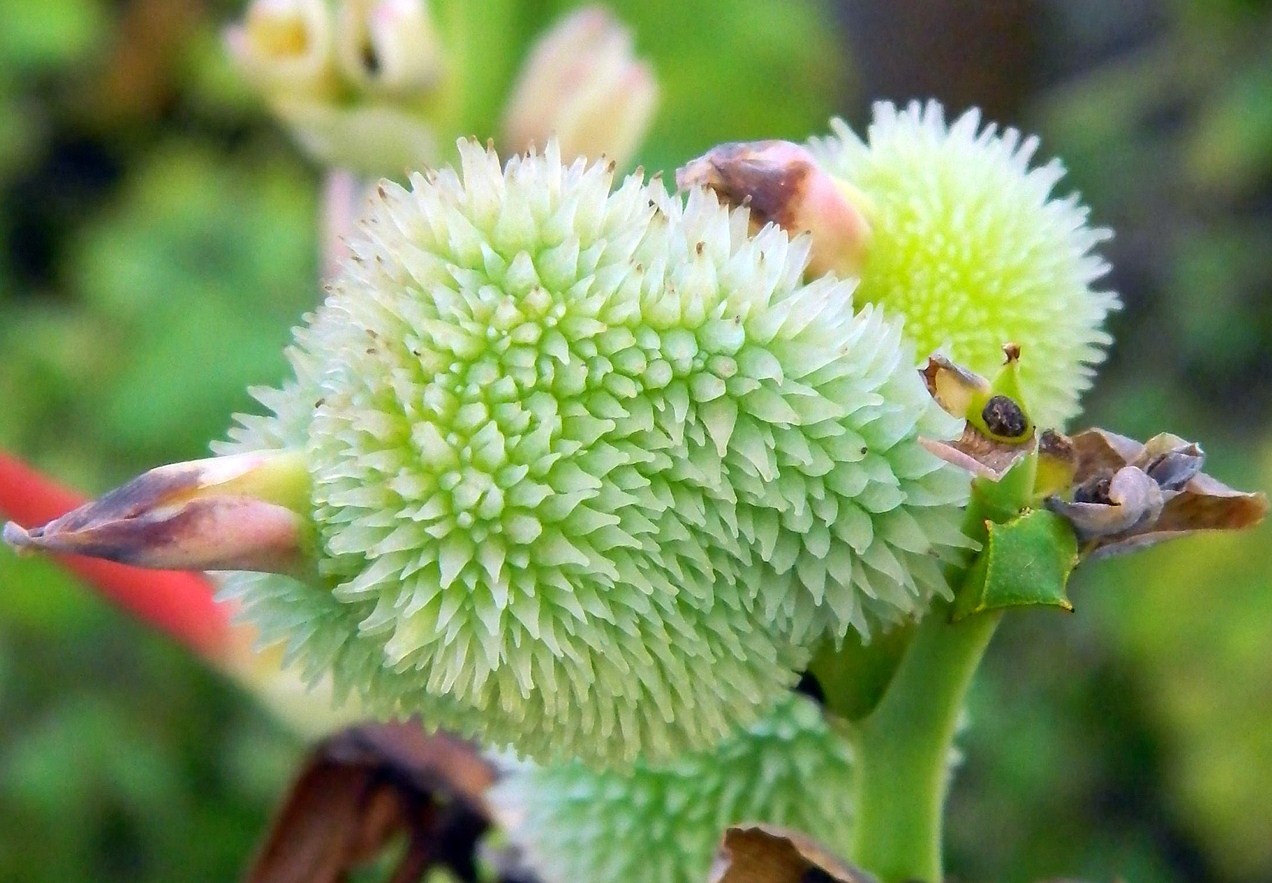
(848, 603), (1001, 883)
(835, 456), (1034, 881)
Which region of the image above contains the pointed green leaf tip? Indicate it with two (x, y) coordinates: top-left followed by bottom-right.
(488, 694), (855, 883)
(952, 508), (1078, 621)
(217, 140), (971, 766)
(810, 101), (1119, 428)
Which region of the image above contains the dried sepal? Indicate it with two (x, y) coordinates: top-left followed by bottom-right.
(920, 353), (991, 419)
(0, 452), (233, 657)
(707, 825), (875, 883)
(1069, 427), (1142, 475)
(1034, 429), (1077, 498)
(3, 451), (315, 578)
(917, 351), (1037, 483)
(1046, 430), (1267, 559)
(920, 424), (1035, 484)
(1134, 433), (1205, 490)
(677, 140), (872, 278)
(246, 722), (495, 883)
(1048, 466), (1164, 541)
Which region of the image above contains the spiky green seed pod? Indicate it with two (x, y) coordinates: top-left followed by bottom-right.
(810, 101), (1119, 428)
(489, 693), (855, 883)
(218, 141), (969, 765)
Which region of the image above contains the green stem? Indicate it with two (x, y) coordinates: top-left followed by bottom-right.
(836, 461), (1030, 882)
(435, 0), (521, 145)
(848, 604), (1001, 883)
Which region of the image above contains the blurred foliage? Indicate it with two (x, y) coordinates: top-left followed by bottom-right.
(0, 1), (1270, 882)
(1090, 450), (1272, 881)
(0, 544), (301, 882)
(0, 1), (847, 881)
(1036, 0), (1272, 442)
(949, 3), (1272, 881)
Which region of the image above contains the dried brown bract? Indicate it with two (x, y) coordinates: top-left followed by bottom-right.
(2, 451), (313, 577)
(1047, 429), (1266, 559)
(708, 825), (876, 883)
(246, 722), (496, 883)
(677, 140), (871, 278)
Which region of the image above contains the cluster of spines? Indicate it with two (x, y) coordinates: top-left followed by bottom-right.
(219, 141), (968, 764)
(490, 693), (856, 883)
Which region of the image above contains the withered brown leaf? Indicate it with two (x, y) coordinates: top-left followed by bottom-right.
(1048, 465), (1165, 541)
(1069, 428), (1142, 476)
(707, 825), (876, 883)
(246, 722), (496, 883)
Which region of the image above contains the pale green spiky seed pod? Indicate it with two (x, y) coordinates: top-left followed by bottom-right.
(218, 140), (970, 766)
(489, 693), (854, 883)
(810, 100), (1119, 428)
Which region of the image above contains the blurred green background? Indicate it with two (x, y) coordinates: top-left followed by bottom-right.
(0, 0), (1269, 880)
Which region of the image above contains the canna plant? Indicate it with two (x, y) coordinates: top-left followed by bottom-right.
(2, 3), (1267, 883)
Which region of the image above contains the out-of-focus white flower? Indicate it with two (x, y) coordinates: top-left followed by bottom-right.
(501, 6), (658, 169)
(226, 2), (658, 176)
(334, 0), (445, 93)
(224, 0), (338, 101)
(225, 0), (447, 174)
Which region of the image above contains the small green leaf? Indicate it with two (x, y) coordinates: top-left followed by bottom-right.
(952, 508), (1078, 621)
